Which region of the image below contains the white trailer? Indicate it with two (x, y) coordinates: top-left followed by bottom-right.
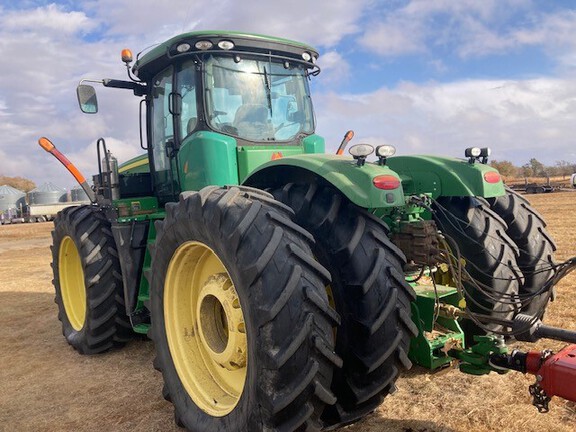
(25, 201), (90, 222)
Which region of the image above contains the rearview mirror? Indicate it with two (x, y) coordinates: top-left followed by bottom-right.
(77, 84), (98, 114)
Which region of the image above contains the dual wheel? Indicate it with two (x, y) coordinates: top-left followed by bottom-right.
(433, 189), (556, 337)
(52, 186), (555, 432)
(148, 185), (417, 431)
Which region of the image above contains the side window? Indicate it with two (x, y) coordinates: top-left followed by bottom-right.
(151, 67), (173, 172)
(151, 66), (179, 204)
(177, 61), (198, 140)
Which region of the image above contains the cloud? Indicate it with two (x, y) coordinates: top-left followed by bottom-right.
(2, 0), (576, 191)
(1, 3), (95, 36)
(87, 0), (370, 48)
(0, 0), (372, 187)
(314, 77), (576, 165)
(356, 0), (576, 61)
(316, 51), (351, 84)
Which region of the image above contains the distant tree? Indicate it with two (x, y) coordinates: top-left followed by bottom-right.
(521, 163), (532, 178)
(555, 160), (574, 179)
(528, 158), (545, 177)
(490, 160), (518, 177)
(0, 175), (36, 192)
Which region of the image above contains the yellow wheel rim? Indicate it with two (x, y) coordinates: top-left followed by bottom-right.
(164, 241), (247, 416)
(59, 236), (87, 331)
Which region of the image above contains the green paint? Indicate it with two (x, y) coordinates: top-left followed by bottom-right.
(302, 134), (325, 154)
(387, 155), (505, 198)
(237, 146), (304, 182)
(408, 284), (465, 370)
(245, 155), (405, 209)
(450, 335), (509, 376)
(178, 131), (239, 191)
(114, 196), (158, 218)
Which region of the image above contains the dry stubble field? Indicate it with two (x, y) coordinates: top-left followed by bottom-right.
(1, 192), (575, 432)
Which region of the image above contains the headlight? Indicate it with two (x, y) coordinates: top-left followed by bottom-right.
(195, 40), (213, 50)
(218, 40), (235, 50)
(176, 43), (191, 53)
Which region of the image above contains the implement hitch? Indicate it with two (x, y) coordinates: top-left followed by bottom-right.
(448, 314), (576, 413)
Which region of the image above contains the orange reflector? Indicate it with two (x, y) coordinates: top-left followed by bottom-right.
(38, 137), (55, 152)
(484, 171), (501, 183)
(373, 175), (400, 190)
(271, 152), (283, 160)
(121, 48), (133, 63)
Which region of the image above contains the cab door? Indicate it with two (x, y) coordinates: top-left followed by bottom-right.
(150, 66), (180, 205)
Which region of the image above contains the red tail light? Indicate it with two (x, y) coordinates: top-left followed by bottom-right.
(484, 171), (501, 184)
(373, 175), (400, 190)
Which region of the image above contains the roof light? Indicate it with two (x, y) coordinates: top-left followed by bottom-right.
(302, 52), (312, 61)
(480, 147), (491, 157)
(349, 144), (374, 167)
(376, 145), (396, 158)
(218, 40), (235, 50)
(484, 171), (501, 184)
(465, 147), (482, 158)
(195, 40), (213, 50)
(375, 145), (396, 166)
(373, 175), (401, 190)
(176, 43), (191, 53)
(349, 144), (374, 158)
(121, 49), (133, 64)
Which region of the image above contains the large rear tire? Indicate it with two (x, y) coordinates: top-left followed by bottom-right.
(51, 205), (132, 354)
(149, 186), (340, 432)
(433, 196), (522, 338)
(487, 188), (556, 317)
(272, 183), (417, 429)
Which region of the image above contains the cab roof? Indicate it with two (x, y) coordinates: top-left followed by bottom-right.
(133, 31), (320, 81)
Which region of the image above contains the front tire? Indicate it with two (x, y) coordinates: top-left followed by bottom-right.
(149, 186), (340, 432)
(51, 205), (132, 354)
(272, 183), (417, 429)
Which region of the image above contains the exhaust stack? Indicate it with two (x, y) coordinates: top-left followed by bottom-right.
(38, 137), (96, 203)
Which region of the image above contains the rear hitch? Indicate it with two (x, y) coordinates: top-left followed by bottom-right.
(489, 345), (576, 413)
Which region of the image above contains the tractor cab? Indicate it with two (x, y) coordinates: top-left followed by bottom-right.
(78, 31), (326, 205)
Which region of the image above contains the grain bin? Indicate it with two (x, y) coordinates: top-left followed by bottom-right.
(28, 182), (67, 205)
(0, 185), (26, 211)
(70, 185), (90, 202)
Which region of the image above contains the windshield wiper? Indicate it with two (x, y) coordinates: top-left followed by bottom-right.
(263, 65), (272, 115)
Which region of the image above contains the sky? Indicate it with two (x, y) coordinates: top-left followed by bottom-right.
(1, 0), (576, 189)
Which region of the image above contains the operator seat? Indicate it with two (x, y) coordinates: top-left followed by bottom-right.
(233, 104), (274, 139)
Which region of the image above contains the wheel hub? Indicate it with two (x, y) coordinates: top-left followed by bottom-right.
(59, 236), (86, 331)
(197, 274), (247, 370)
(164, 241), (248, 417)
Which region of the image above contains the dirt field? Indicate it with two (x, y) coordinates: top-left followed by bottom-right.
(1, 193), (575, 432)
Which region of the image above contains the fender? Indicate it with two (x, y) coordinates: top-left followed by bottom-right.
(386, 155), (505, 198)
(244, 154), (405, 209)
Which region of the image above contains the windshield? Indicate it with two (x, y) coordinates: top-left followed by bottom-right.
(203, 55), (314, 142)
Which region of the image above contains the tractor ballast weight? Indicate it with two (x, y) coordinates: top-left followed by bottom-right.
(40, 30), (574, 432)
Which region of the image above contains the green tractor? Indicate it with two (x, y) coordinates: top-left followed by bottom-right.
(41, 31), (559, 431)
